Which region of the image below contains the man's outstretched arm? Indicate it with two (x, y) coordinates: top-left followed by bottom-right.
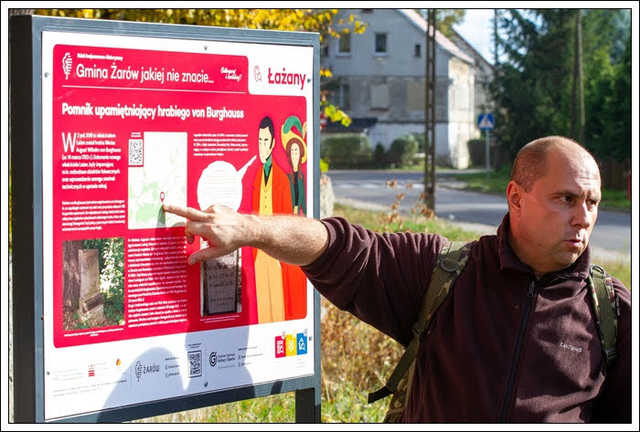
(162, 203), (329, 266)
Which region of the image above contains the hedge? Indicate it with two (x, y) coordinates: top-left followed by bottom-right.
(320, 134), (372, 169)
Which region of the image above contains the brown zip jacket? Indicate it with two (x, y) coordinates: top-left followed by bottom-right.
(301, 215), (631, 422)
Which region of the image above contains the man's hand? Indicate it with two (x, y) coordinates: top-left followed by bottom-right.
(163, 203), (256, 265)
(163, 203), (329, 267)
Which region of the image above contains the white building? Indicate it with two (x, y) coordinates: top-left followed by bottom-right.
(321, 9), (483, 169)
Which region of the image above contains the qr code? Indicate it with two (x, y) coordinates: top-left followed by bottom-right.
(128, 139), (144, 166)
(188, 350), (202, 378)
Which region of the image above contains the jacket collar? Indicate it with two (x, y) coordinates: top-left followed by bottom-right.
(497, 214), (591, 282)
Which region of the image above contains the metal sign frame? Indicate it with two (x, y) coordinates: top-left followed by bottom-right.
(10, 14), (321, 423)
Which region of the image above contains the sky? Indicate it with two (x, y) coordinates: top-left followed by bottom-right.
(453, 9), (496, 64)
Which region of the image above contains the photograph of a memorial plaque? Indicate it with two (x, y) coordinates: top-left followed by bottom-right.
(201, 249), (243, 316)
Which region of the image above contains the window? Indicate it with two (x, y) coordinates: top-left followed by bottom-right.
(375, 33), (387, 54)
(330, 84), (351, 111)
(338, 33), (351, 54)
(370, 84), (389, 109)
(414, 44), (421, 58)
(321, 43), (329, 58)
(340, 84), (351, 111)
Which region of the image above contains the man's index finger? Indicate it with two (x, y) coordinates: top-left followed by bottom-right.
(162, 204), (210, 222)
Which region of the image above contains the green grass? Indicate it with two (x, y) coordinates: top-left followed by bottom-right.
(135, 203), (630, 423)
(448, 167), (631, 211)
(600, 188), (632, 211)
(332, 203), (480, 242)
(448, 166), (510, 195)
(593, 258), (631, 289)
(133, 393), (296, 423)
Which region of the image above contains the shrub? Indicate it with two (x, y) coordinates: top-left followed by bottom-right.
(320, 134), (372, 169)
(467, 138), (485, 167)
(410, 132), (426, 152)
(387, 135), (418, 168)
(373, 143), (388, 168)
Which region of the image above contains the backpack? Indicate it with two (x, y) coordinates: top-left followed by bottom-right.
(367, 241), (621, 423)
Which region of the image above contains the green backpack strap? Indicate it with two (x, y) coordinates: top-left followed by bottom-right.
(368, 240), (472, 406)
(588, 264), (620, 367)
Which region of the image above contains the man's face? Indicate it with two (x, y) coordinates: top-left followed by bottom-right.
(512, 151), (601, 274)
(258, 127), (274, 163)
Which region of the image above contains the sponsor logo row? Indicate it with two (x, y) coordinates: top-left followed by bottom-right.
(84, 332), (309, 384)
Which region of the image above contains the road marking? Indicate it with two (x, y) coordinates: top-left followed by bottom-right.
(335, 182), (426, 190)
(335, 182), (381, 189)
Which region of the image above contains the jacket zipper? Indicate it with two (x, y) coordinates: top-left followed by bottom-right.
(499, 280), (538, 421)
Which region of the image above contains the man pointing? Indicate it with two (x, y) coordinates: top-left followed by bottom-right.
(164, 136), (630, 422)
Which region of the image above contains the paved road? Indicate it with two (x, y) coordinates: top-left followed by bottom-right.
(328, 170), (631, 259)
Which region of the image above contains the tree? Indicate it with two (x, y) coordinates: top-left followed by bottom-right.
(490, 9), (575, 158)
(582, 10), (630, 161)
(585, 32), (630, 161)
(436, 10), (466, 37)
(34, 8), (366, 127)
(491, 9), (630, 162)
(415, 9), (466, 37)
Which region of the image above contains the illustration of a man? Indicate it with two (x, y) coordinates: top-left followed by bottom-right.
(252, 116), (300, 323)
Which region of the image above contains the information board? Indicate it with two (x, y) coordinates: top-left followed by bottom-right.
(10, 16), (320, 423)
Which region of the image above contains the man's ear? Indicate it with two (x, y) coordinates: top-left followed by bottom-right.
(506, 181), (523, 215)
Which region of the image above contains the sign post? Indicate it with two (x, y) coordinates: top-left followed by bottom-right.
(477, 113), (494, 175)
(10, 15), (320, 423)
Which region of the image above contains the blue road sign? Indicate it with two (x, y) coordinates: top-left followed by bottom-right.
(478, 113), (494, 130)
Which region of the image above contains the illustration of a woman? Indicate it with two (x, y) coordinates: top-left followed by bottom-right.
(279, 115), (308, 320)
(281, 116), (307, 215)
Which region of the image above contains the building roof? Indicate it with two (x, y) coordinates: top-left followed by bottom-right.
(449, 28), (494, 72)
(398, 9), (475, 65)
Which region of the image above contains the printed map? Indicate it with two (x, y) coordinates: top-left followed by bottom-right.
(128, 132), (187, 229)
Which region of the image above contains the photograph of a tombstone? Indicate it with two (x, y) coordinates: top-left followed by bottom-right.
(62, 238), (125, 330)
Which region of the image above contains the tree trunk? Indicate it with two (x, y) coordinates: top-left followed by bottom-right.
(576, 11), (585, 144)
(572, 10), (585, 143)
(63, 240), (83, 311)
(494, 9), (499, 67)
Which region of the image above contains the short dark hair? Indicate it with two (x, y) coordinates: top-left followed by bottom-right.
(259, 116), (274, 140)
(511, 136), (585, 192)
